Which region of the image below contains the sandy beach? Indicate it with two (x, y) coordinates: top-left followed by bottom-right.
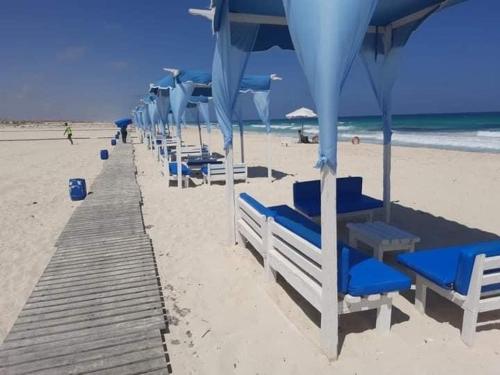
(1, 125), (499, 373)
(0, 124), (119, 341)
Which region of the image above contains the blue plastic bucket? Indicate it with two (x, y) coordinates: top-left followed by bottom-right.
(100, 149), (109, 160)
(69, 178), (87, 201)
(111, 139), (117, 146)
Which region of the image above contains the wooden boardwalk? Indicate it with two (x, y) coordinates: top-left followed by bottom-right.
(0, 144), (170, 375)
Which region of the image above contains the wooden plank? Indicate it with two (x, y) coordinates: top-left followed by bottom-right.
(3, 340), (166, 375)
(0, 329), (160, 368)
(31, 273), (159, 298)
(43, 252), (153, 274)
(16, 294), (163, 325)
(36, 263), (157, 288)
(24, 283), (161, 311)
(27, 279), (160, 304)
(1, 315), (166, 350)
(10, 301), (164, 333)
(39, 258), (155, 281)
(34, 269), (157, 292)
(20, 289), (163, 318)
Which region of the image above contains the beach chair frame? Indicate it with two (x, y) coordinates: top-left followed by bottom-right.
(236, 196), (268, 258)
(166, 163), (190, 188)
(203, 163), (248, 185)
(414, 253), (500, 346)
(266, 217), (397, 333)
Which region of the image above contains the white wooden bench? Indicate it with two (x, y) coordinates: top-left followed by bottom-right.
(203, 163), (247, 185)
(267, 217), (404, 333)
(414, 253), (500, 346)
(236, 195), (268, 257)
(347, 221), (420, 261)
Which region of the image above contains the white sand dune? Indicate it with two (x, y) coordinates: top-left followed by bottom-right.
(1, 125), (499, 374)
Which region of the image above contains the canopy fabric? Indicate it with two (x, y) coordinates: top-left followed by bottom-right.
(207, 1), (466, 52)
(114, 118), (132, 128)
(252, 91), (271, 133)
(156, 91), (171, 134)
(176, 70), (212, 86)
(198, 101), (211, 131)
(283, 0), (378, 170)
(286, 107), (317, 119)
(151, 74), (176, 90)
(212, 1), (259, 149)
(240, 75), (271, 93)
(170, 81), (196, 134)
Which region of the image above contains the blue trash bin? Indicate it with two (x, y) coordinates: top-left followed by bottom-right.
(69, 178), (87, 201)
(100, 149), (109, 160)
(111, 139), (117, 146)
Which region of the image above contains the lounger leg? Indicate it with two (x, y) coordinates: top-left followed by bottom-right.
(376, 300), (392, 333)
(461, 308), (478, 347)
(415, 276), (427, 314)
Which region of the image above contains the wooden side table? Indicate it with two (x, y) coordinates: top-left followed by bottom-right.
(347, 221), (420, 261)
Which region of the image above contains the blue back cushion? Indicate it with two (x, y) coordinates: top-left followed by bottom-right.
(293, 177), (364, 216)
(338, 177), (362, 196)
(274, 214), (321, 248)
(239, 193), (273, 217)
(454, 241), (500, 295)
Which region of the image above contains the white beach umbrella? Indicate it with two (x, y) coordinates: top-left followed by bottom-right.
(286, 107), (317, 134)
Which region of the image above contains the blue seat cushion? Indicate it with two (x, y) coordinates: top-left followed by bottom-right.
(398, 241), (500, 295)
(340, 243), (411, 296)
(398, 247), (461, 290)
(274, 213), (410, 296)
(168, 162), (191, 176)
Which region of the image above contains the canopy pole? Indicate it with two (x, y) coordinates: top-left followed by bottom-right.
(177, 130), (183, 189)
(320, 165), (338, 360)
(237, 107), (245, 163)
(239, 122), (245, 163)
(267, 132), (272, 182)
(197, 109), (203, 152)
(225, 145), (236, 244)
(208, 127), (212, 154)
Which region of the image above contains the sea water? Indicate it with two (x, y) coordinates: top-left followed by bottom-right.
(223, 112), (500, 153)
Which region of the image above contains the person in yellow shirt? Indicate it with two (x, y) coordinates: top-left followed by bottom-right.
(63, 122), (73, 145)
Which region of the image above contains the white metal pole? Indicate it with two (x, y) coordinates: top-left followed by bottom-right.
(225, 145), (236, 244)
(383, 141), (392, 222)
(267, 132), (272, 182)
(239, 122), (245, 163)
(177, 128), (183, 189)
(320, 164), (339, 360)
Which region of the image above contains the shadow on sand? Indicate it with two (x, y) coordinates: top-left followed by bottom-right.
(247, 165), (294, 181)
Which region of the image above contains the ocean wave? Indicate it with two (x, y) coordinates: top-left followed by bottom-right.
(477, 130), (500, 138)
(339, 131), (500, 152)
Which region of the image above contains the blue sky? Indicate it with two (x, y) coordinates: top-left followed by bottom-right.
(0, 0), (498, 121)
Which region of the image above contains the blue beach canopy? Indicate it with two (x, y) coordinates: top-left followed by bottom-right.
(192, 0), (468, 359)
(114, 118), (132, 128)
